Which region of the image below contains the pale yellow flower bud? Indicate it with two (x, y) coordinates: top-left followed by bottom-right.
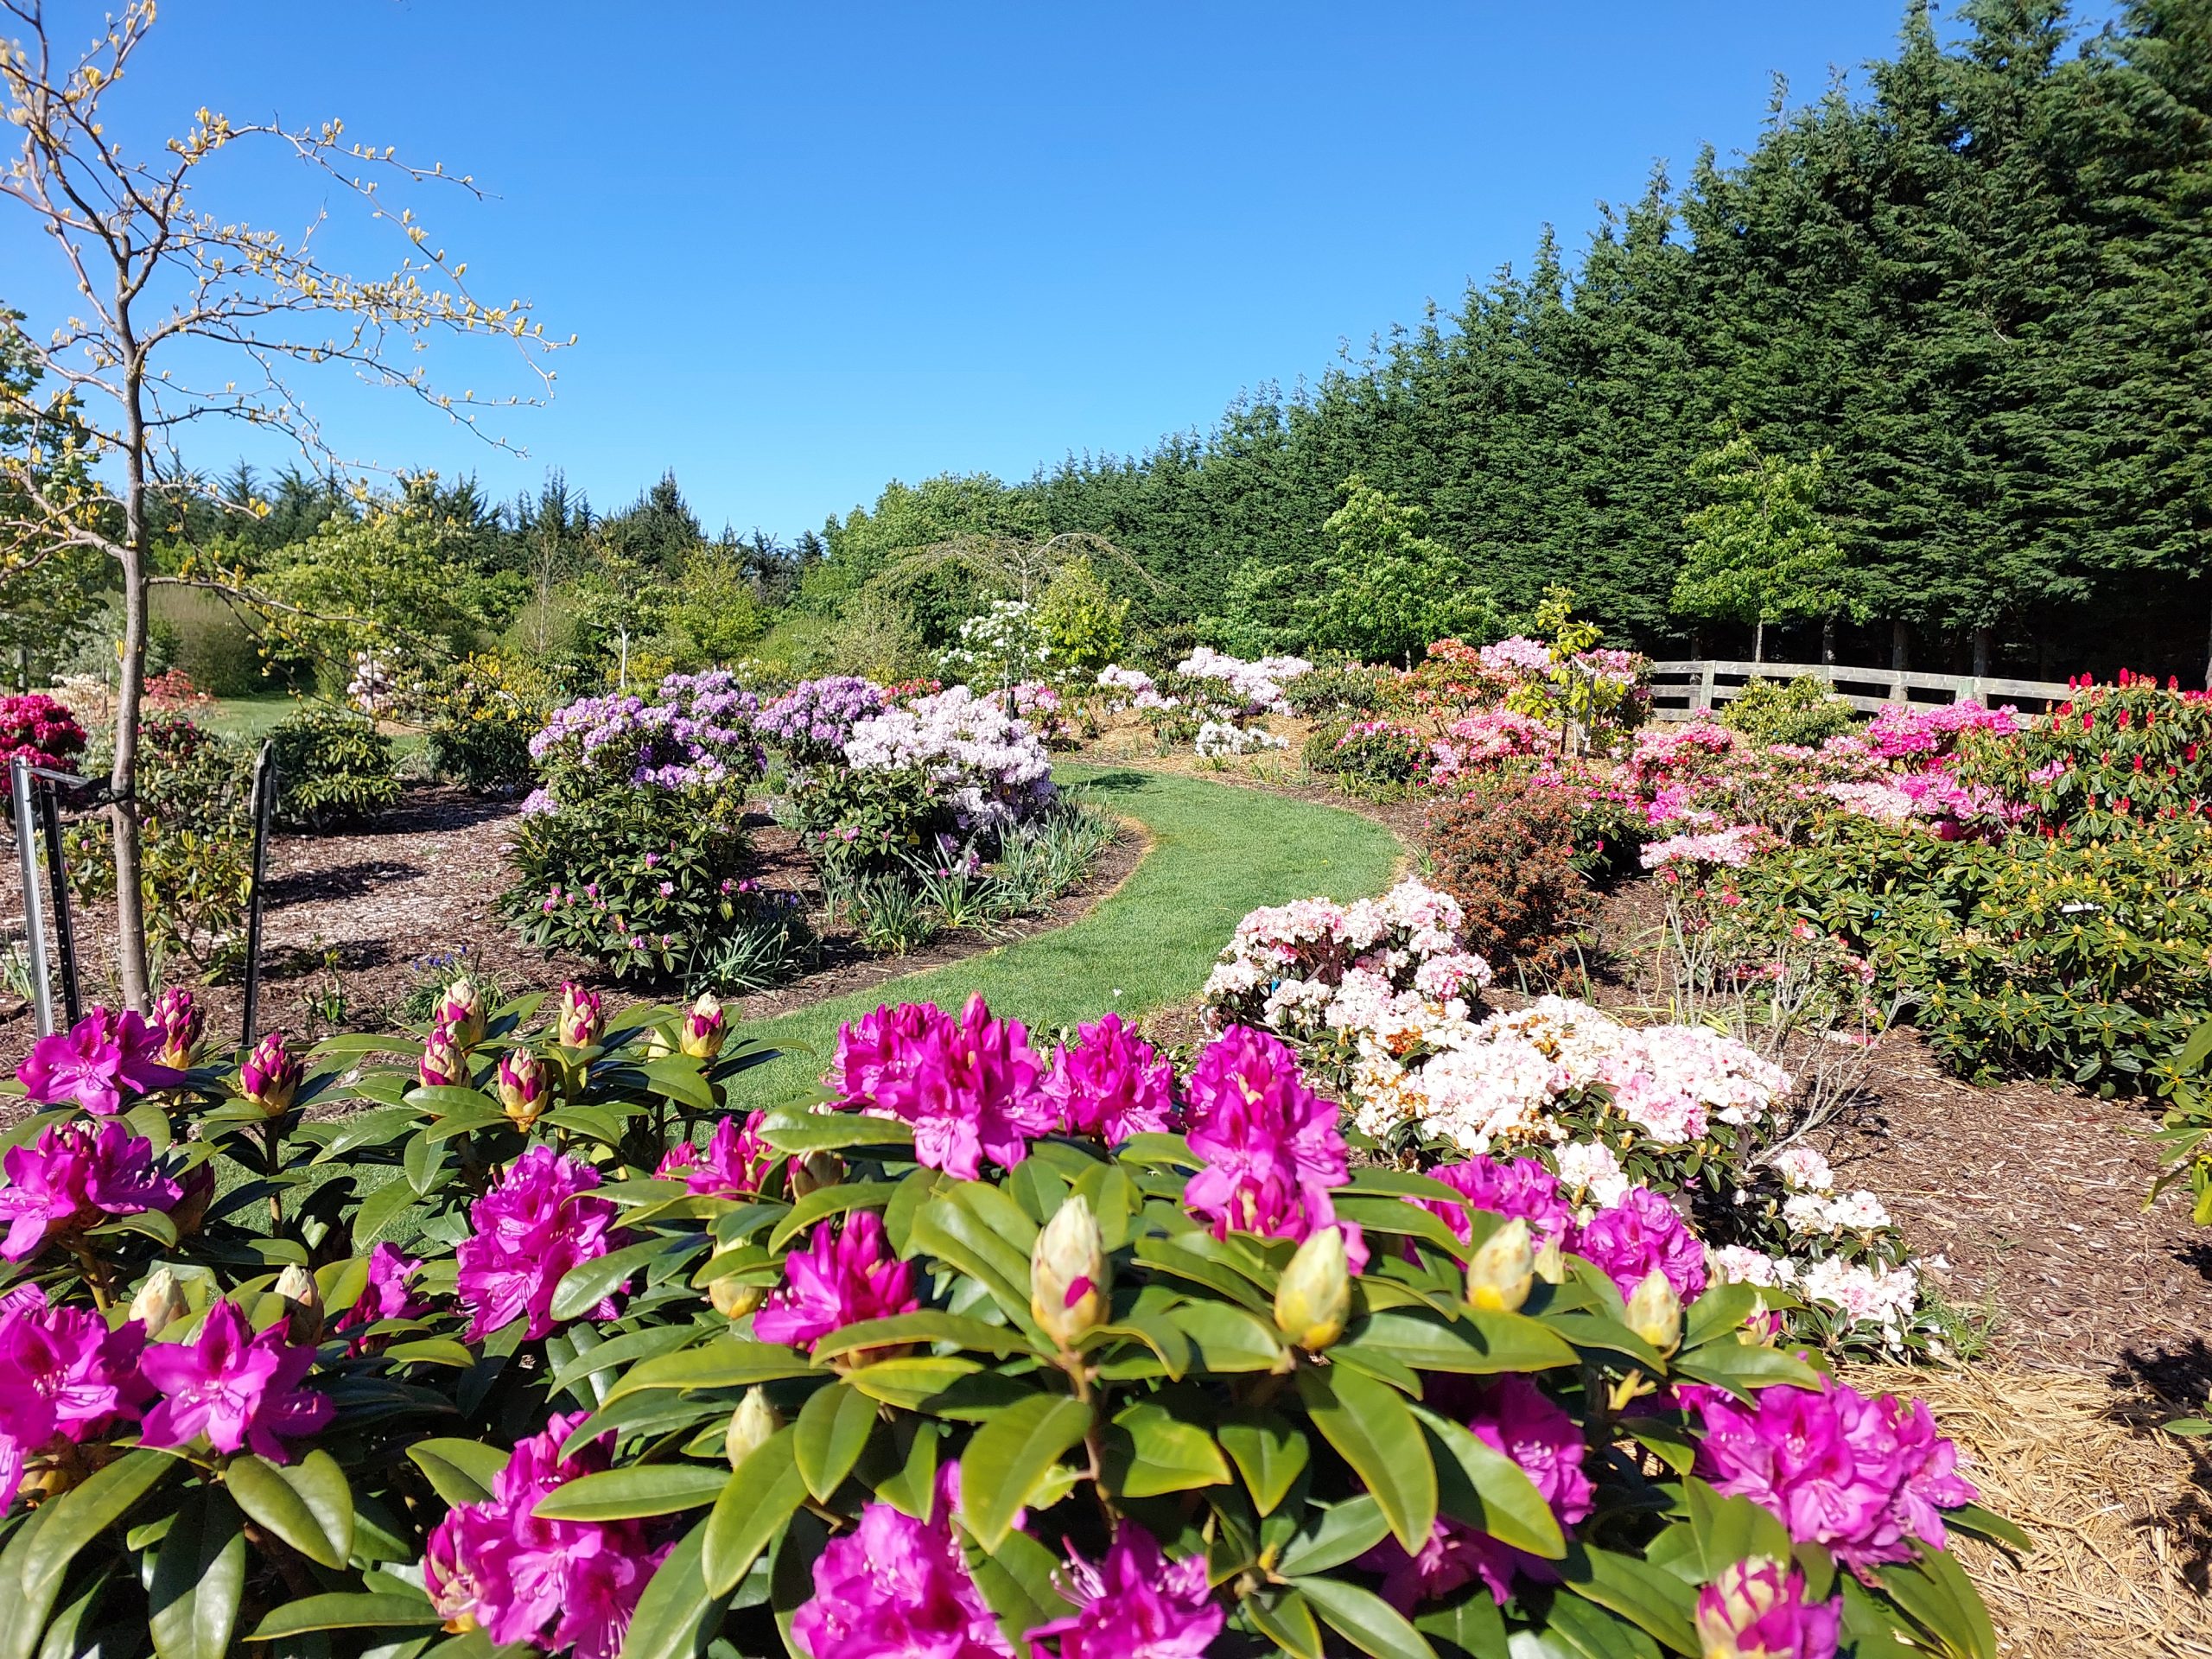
(272, 1263), (324, 1344)
(724, 1388), (782, 1468)
(1464, 1217), (1535, 1313)
(129, 1268), (188, 1338)
(1624, 1268), (1683, 1357)
(1030, 1195), (1109, 1349)
(1533, 1236), (1568, 1284)
(790, 1152), (842, 1198)
(1273, 1225), (1352, 1352)
(710, 1275), (766, 1320)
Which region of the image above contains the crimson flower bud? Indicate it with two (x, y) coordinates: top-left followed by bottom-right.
(151, 986), (202, 1069)
(496, 1049), (551, 1131)
(679, 993), (727, 1060)
(240, 1032), (301, 1118)
(418, 1022), (467, 1090)
(554, 981), (604, 1048)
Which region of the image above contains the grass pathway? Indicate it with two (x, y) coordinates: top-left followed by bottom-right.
(723, 763), (1404, 1109)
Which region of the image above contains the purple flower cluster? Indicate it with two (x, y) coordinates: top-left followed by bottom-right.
(1040, 1014), (1179, 1144)
(1182, 1024), (1363, 1268)
(1361, 1376), (1595, 1609)
(791, 1467), (1011, 1659)
(16, 1007), (183, 1115)
(831, 995), (1056, 1179)
(753, 676), (889, 763)
(334, 1243), (429, 1342)
(528, 671), (760, 799)
(0, 1119), (181, 1262)
(138, 1300), (333, 1459)
(1697, 1377), (1979, 1577)
(1425, 1154), (1576, 1249)
(456, 1147), (626, 1341)
(754, 1212), (919, 1352)
(1572, 1184), (1709, 1304)
(425, 1412), (664, 1659)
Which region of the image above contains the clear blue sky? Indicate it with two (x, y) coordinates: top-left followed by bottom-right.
(3, 2), (2016, 542)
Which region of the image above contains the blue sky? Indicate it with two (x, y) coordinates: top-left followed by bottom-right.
(3, 2), (2016, 540)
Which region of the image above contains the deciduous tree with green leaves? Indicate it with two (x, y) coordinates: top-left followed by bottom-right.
(1672, 433), (1851, 663)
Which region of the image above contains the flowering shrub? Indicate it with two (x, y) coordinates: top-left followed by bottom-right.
(0, 691), (85, 797)
(844, 683), (1055, 832)
(1194, 719), (1288, 758)
(1313, 717), (1432, 788)
(0, 982), (2012, 1659)
(421, 652), (553, 791)
(1177, 645), (1311, 712)
(1720, 676), (1857, 748)
(751, 676), (890, 767)
(530, 671), (762, 799)
(936, 598), (1054, 690)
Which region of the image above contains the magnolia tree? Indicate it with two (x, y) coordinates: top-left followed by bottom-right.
(0, 0), (563, 1005)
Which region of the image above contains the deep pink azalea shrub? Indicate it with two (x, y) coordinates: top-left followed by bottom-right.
(0, 981), (2013, 1659)
(0, 691), (85, 797)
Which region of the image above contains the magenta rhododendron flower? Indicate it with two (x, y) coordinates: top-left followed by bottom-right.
(1027, 1523), (1223, 1659)
(239, 1030), (302, 1116)
(1572, 1185), (1708, 1303)
(1427, 1155), (1575, 1247)
(755, 1211), (918, 1351)
(424, 1411), (663, 1659)
(1696, 1378), (1977, 1577)
(1182, 1025), (1355, 1255)
(1694, 1557), (1841, 1659)
(0, 1119), (181, 1262)
(1040, 1014), (1178, 1143)
(656, 1112), (777, 1198)
(137, 1300), (331, 1459)
(16, 1007), (181, 1114)
(456, 1147), (624, 1341)
(335, 1243), (429, 1336)
(1361, 1376), (1594, 1610)
(832, 996), (1054, 1179)
(149, 986), (203, 1068)
(0, 1285), (147, 1512)
(790, 1484), (1012, 1659)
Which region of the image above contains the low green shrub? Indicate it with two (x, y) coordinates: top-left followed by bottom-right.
(1721, 675), (1858, 748)
(1319, 718), (1432, 791)
(421, 653), (549, 791)
(269, 705), (400, 830)
(1282, 661), (1389, 717)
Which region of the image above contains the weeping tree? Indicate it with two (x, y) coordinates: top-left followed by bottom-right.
(0, 0), (563, 1007)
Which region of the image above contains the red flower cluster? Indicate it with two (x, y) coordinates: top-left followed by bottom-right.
(0, 693), (86, 797)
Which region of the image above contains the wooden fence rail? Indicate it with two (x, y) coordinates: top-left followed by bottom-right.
(1649, 659), (2076, 718)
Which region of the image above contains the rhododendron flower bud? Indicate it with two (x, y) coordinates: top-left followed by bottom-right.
(496, 1050), (551, 1131)
(130, 1267), (189, 1338)
(707, 1245), (766, 1319)
(171, 1162), (214, 1238)
(435, 978), (486, 1049)
(1030, 1195), (1108, 1349)
(1465, 1217), (1535, 1313)
(1534, 1235), (1568, 1284)
(1625, 1267), (1683, 1357)
(1694, 1557), (1840, 1659)
(418, 1023), (467, 1090)
(725, 1389), (782, 1468)
(553, 981), (604, 1048)
(151, 986), (202, 1069)
(678, 993), (727, 1060)
(271, 1263), (324, 1344)
(1274, 1225), (1351, 1351)
(240, 1032), (301, 1117)
(791, 1151), (842, 1198)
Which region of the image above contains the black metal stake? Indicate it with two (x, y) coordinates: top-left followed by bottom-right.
(34, 783), (80, 1027)
(240, 740), (277, 1047)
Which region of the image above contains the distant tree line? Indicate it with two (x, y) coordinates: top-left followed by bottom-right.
(816, 0), (2212, 683)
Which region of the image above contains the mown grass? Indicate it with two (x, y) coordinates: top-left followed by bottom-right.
(721, 762), (1405, 1110)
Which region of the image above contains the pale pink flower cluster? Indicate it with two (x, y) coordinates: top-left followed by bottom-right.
(1096, 664), (1173, 711)
(844, 685), (1056, 830)
(1427, 709), (1554, 785)
(1638, 824), (1776, 871)
(1626, 720), (1743, 787)
(1717, 1244), (1924, 1344)
(1175, 646), (1311, 713)
(1478, 636), (1554, 677)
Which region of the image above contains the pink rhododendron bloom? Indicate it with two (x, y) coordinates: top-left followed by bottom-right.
(1695, 1378), (1976, 1578)
(424, 1411), (663, 1659)
(833, 996), (1054, 1178)
(1426, 1155), (1575, 1248)
(1694, 1558), (1841, 1659)
(0, 1285), (147, 1512)
(1361, 1376), (1593, 1609)
(755, 1212), (918, 1351)
(791, 1486), (1011, 1659)
(1041, 1014), (1178, 1143)
(137, 1300), (331, 1459)
(655, 1112), (777, 1198)
(1027, 1523), (1223, 1659)
(456, 1147), (625, 1341)
(1183, 1025), (1357, 1261)
(334, 1243), (429, 1337)
(0, 1119), (181, 1262)
(1572, 1185), (1709, 1303)
(16, 1007), (181, 1114)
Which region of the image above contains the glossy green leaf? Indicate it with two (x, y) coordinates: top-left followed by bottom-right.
(533, 1463), (730, 1522)
(843, 1354), (988, 1410)
(1414, 1592), (1510, 1658)
(963, 1527), (1075, 1653)
(704, 1428), (808, 1596)
(619, 1517), (725, 1659)
(1103, 1398), (1230, 1497)
(1165, 1302), (1285, 1371)
(1414, 1404), (1563, 1560)
(1671, 1342), (1822, 1398)
(757, 1109), (915, 1154)
(149, 1485), (245, 1659)
(795, 1382), (878, 1503)
(605, 1338), (814, 1402)
(245, 1593), (439, 1641)
(407, 1439), (510, 1507)
(1348, 1309), (1578, 1375)
(810, 1310), (1036, 1363)
(550, 1235), (698, 1324)
(1297, 1365), (1435, 1552)
(768, 1180), (903, 1251)
(1218, 1409), (1309, 1516)
(959, 1393), (1092, 1550)
(1274, 1496), (1391, 1578)
(1683, 1478), (1793, 1578)
(1293, 1576), (1439, 1659)
(1249, 1588), (1326, 1659)
(1877, 1547), (1998, 1659)
(224, 1451), (354, 1571)
(0, 1448), (174, 1659)
(1561, 1547), (1699, 1656)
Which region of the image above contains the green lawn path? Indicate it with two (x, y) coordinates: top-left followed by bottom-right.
(723, 762), (1404, 1110)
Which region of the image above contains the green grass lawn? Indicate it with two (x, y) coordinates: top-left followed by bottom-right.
(194, 694), (302, 743)
(721, 762), (1405, 1111)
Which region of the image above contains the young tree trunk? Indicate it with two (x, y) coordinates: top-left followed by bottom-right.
(1890, 620), (1910, 672)
(1752, 618), (1765, 663)
(1971, 625), (1993, 680)
(111, 342), (153, 1012)
(1821, 614), (1836, 664)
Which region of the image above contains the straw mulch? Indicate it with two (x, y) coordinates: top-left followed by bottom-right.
(1847, 1361), (2212, 1657)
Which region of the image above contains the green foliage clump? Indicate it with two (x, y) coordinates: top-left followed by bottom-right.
(268, 705), (399, 830)
(1311, 718), (1431, 793)
(1283, 661), (1390, 717)
(1721, 676), (1858, 748)
(420, 653), (550, 791)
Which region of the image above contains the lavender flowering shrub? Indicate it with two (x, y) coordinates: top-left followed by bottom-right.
(0, 971), (2016, 1658)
